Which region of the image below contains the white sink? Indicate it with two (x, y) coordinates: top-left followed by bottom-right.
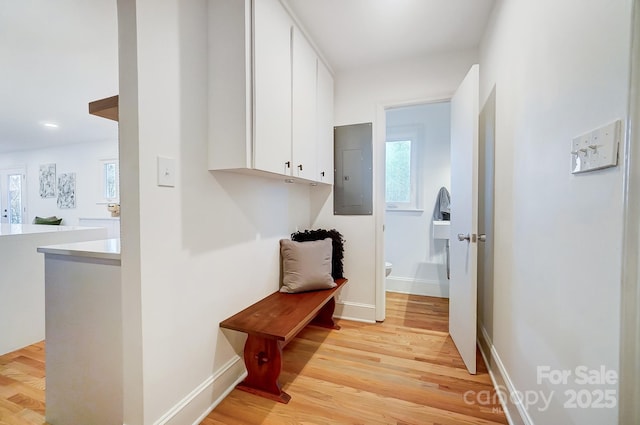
(433, 221), (450, 240)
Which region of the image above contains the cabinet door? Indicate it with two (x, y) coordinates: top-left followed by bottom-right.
(208, 0), (252, 171)
(316, 60), (334, 183)
(292, 27), (318, 180)
(253, 0), (292, 175)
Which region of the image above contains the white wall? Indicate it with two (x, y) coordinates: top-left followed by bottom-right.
(385, 102), (451, 297)
(312, 49), (477, 321)
(116, 0), (635, 422)
(119, 0), (312, 423)
(478, 1), (632, 424)
(0, 139), (119, 225)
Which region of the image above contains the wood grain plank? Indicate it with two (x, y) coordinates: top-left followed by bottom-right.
(205, 292), (507, 424)
(16, 409), (47, 425)
(220, 279), (347, 342)
(88, 95), (118, 121)
(7, 393), (45, 415)
(0, 293), (507, 425)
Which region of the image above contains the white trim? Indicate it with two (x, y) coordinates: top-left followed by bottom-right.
(385, 277), (449, 298)
(152, 355), (246, 425)
(375, 105), (386, 321)
(477, 325), (531, 425)
(375, 95), (454, 322)
(477, 332), (517, 425)
(335, 301), (376, 323)
(620, 1), (640, 423)
(385, 208), (424, 213)
(189, 369), (247, 425)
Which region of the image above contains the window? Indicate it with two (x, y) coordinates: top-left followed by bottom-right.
(386, 140), (412, 204)
(385, 135), (419, 210)
(101, 159), (119, 202)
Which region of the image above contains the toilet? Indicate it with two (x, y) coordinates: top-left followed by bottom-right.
(385, 262), (392, 277)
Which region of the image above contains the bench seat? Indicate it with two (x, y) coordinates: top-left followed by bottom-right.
(220, 278), (347, 403)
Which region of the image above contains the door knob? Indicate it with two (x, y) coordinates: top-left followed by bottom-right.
(457, 233), (470, 242)
(478, 234), (487, 242)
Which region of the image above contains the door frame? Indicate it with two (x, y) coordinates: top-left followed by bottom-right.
(619, 0), (640, 422)
(374, 95), (452, 321)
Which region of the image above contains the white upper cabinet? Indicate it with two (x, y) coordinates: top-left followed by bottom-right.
(292, 27), (318, 180)
(253, 0), (293, 175)
(316, 59), (334, 183)
(208, 0), (252, 170)
(208, 0), (334, 185)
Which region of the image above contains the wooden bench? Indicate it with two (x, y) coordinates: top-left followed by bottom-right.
(220, 278), (348, 403)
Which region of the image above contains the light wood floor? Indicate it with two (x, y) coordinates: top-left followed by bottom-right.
(203, 293), (507, 425)
(0, 294), (507, 425)
(0, 341), (47, 425)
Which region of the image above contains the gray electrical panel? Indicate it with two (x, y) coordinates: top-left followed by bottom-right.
(334, 123), (373, 215)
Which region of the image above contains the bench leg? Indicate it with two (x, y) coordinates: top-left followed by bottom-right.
(311, 296), (341, 330)
(236, 335), (291, 404)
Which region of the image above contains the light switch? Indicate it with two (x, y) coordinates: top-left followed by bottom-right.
(157, 156), (176, 187)
(571, 120), (621, 174)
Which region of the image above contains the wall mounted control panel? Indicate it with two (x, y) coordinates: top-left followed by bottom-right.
(571, 120), (622, 174)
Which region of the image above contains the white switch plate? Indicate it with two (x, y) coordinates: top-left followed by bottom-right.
(157, 156), (176, 187)
(571, 120), (621, 174)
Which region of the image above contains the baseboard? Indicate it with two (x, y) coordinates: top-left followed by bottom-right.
(335, 300), (376, 323)
(152, 355), (247, 425)
(150, 300), (374, 425)
(477, 325), (532, 425)
(385, 276), (449, 298)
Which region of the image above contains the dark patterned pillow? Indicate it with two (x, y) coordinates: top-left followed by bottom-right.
(291, 229), (345, 279)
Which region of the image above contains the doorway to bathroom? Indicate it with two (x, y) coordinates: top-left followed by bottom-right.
(383, 101), (451, 298)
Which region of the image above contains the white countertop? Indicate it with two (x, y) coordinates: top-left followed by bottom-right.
(37, 238), (121, 261)
(0, 224), (104, 236)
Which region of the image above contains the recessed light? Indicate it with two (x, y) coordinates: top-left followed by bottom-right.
(42, 122), (59, 129)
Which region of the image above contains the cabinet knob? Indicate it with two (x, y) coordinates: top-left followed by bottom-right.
(285, 161), (291, 168)
(297, 164), (303, 171)
(321, 171), (325, 177)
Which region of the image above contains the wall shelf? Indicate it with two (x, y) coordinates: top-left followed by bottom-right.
(89, 95), (118, 122)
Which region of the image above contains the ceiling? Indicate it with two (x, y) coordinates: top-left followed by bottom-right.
(0, 0), (494, 155)
(0, 0), (118, 154)
(285, 0), (495, 72)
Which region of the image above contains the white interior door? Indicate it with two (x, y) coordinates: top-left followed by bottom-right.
(449, 64), (479, 374)
(0, 168), (27, 224)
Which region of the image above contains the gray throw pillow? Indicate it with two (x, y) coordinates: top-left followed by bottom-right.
(280, 238), (336, 293)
